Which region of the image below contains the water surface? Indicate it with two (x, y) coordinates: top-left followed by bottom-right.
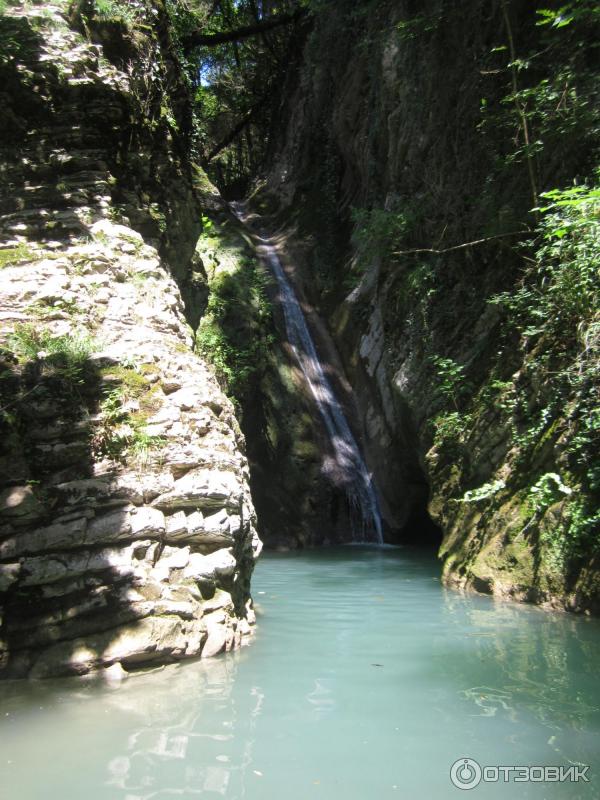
(1, 547), (599, 799)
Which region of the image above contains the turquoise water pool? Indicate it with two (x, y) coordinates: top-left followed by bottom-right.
(1, 547), (599, 799)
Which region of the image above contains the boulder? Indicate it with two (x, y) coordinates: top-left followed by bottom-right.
(0, 486), (45, 527)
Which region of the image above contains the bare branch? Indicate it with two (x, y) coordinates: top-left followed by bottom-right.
(392, 231), (529, 257)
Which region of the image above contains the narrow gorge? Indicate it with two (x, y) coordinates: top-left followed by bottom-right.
(0, 0), (599, 796)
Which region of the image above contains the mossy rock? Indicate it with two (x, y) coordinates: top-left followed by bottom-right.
(0, 245), (35, 269)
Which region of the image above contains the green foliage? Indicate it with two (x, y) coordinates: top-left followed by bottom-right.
(421, 181), (598, 579)
(351, 207), (409, 263)
(429, 355), (470, 409)
(568, 399), (600, 491)
(430, 411), (471, 452)
(92, 375), (164, 466)
(564, 500), (600, 562)
(396, 10), (443, 41)
(100, 364), (152, 396)
(536, 2), (600, 29)
(196, 257), (274, 403)
(491, 182), (599, 494)
(128, 429), (165, 470)
(493, 180), (598, 336)
(0, 244), (34, 268)
(528, 482), (600, 575)
(0, 12), (39, 62)
(385, 262), (436, 342)
(478, 379), (517, 415)
(528, 472), (573, 514)
(190, 0), (304, 188)
(92, 0), (140, 26)
(165, 0), (200, 42)
(27, 296), (83, 320)
(478, 2), (600, 192)
(451, 183), (600, 574)
(460, 479), (506, 503)
(8, 325), (96, 386)
(92, 388), (127, 457)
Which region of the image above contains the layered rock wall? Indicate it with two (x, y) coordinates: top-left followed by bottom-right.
(0, 0), (260, 678)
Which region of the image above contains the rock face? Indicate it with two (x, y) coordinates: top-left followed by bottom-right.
(258, 2), (599, 611)
(195, 210), (366, 548)
(0, 1), (261, 678)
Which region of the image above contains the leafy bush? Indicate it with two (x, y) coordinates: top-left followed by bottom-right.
(92, 377), (164, 467)
(536, 2), (600, 29)
(429, 355), (470, 409)
(430, 411), (470, 452)
(493, 184), (599, 342)
(528, 472), (573, 514)
(491, 181), (599, 492)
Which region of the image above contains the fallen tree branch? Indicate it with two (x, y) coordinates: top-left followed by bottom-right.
(181, 9), (307, 51)
(392, 231), (529, 257)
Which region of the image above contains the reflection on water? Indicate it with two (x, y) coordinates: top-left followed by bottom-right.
(99, 656), (266, 799)
(1, 547), (599, 800)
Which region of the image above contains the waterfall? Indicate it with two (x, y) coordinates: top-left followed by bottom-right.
(231, 204), (383, 543)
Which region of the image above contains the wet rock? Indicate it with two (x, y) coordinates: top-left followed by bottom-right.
(103, 662), (129, 683)
(201, 624), (227, 658)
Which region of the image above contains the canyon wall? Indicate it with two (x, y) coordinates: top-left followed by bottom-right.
(257, 0), (600, 610)
(0, 0), (260, 679)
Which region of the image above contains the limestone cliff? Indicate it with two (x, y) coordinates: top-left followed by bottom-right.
(256, 0), (600, 611)
(0, 0), (261, 679)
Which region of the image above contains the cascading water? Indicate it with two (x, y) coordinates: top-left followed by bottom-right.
(231, 203), (383, 543)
